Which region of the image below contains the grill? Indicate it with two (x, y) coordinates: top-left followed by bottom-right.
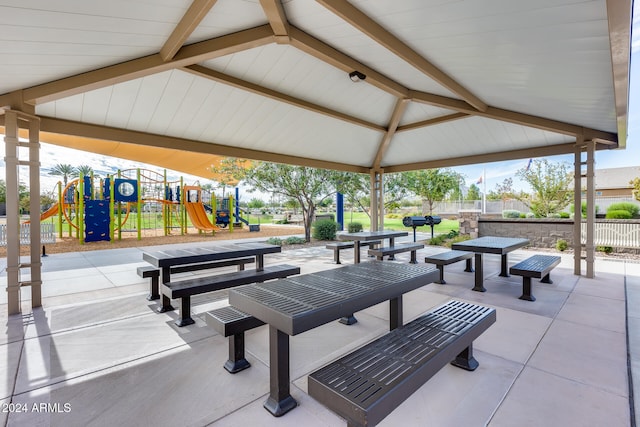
(403, 215), (442, 240)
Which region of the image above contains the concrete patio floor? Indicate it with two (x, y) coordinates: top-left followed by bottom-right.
(0, 232), (636, 427)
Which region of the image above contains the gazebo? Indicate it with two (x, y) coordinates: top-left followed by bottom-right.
(0, 0), (633, 314)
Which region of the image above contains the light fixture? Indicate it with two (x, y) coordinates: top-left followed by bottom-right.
(349, 71), (366, 82)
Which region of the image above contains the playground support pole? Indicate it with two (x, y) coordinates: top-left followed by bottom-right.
(78, 175), (85, 245)
(137, 169), (142, 240)
(57, 182), (63, 238)
(109, 175), (115, 242)
(117, 170), (122, 241)
(235, 187), (240, 225)
(180, 177), (185, 235)
(163, 170), (168, 236)
(337, 192), (344, 231)
(229, 194), (234, 232)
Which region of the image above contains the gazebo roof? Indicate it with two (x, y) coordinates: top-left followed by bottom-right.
(0, 0), (633, 177)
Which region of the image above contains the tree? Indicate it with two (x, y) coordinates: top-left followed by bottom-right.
(247, 198), (265, 209)
(49, 164), (77, 186)
(515, 159), (573, 217)
(0, 179), (6, 203)
(631, 177), (640, 202)
(404, 169), (459, 214)
(494, 177), (515, 209)
(77, 164), (96, 178)
(213, 159), (347, 242)
(466, 184), (481, 201)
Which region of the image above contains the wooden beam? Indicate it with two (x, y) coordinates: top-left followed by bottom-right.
(160, 0), (219, 61)
(606, 0), (632, 149)
(410, 89), (617, 144)
(396, 112), (468, 132)
(23, 25), (274, 105)
(184, 65), (385, 132)
(317, 0), (487, 112)
(383, 140), (615, 173)
(38, 116), (369, 173)
(290, 26), (409, 98)
(259, 0), (290, 43)
(373, 98), (409, 169)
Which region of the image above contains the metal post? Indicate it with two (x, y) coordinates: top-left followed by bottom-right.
(336, 192), (344, 231)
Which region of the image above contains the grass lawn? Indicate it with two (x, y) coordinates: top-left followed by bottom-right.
(338, 211), (458, 235)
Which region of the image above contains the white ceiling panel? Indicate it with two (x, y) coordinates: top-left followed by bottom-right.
(383, 117), (575, 167)
(284, 0), (458, 98)
(0, 0), (190, 93)
(202, 43), (398, 126)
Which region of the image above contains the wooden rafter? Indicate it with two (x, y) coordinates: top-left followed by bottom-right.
(37, 116), (369, 174)
(160, 0), (219, 61)
(259, 0), (290, 43)
(373, 98), (409, 169)
(396, 113), (468, 132)
(290, 26), (409, 98)
(22, 25), (275, 105)
(410, 90), (618, 144)
(318, 0), (487, 112)
(184, 65), (384, 132)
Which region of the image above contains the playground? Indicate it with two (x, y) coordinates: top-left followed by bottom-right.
(27, 168), (272, 251)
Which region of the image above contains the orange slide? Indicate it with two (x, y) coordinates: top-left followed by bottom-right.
(184, 201), (219, 232)
(23, 203), (60, 224)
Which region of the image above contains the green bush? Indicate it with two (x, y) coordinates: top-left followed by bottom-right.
(559, 212), (570, 218)
(597, 246), (613, 254)
(607, 202), (639, 217)
(312, 219), (338, 240)
(502, 210), (521, 218)
(605, 210), (632, 219)
(284, 236), (306, 245)
(525, 212), (536, 218)
(570, 201), (599, 218)
(266, 237), (282, 246)
(547, 213), (561, 218)
(556, 239), (568, 251)
(347, 222), (363, 233)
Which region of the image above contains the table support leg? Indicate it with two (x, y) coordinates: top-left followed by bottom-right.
(472, 253), (486, 292)
(353, 241), (361, 264)
(390, 295), (403, 330)
(264, 327), (297, 417)
(256, 254), (264, 271)
(436, 265), (446, 284)
(464, 258), (474, 272)
(157, 267), (175, 312)
(499, 254), (509, 277)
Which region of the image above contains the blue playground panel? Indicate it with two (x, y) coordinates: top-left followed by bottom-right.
(85, 200), (110, 242)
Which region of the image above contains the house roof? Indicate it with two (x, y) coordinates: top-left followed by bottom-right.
(0, 0), (633, 177)
(596, 166), (640, 190)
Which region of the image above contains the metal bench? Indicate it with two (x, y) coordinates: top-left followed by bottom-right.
(367, 243), (424, 263)
(161, 264), (300, 326)
(308, 300), (496, 427)
(509, 254), (561, 301)
(424, 250), (474, 284)
(325, 240), (381, 264)
(141, 257), (255, 301)
(205, 306), (265, 373)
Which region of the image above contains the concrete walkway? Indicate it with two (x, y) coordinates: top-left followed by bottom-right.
(0, 233), (637, 426)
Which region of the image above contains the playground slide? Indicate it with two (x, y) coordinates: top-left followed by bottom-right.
(185, 202), (219, 232)
(23, 203), (59, 224)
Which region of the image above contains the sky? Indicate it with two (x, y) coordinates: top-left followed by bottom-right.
(1, 3), (638, 200)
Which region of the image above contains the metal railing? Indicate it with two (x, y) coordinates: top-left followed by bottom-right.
(581, 221), (640, 249)
(0, 223), (56, 246)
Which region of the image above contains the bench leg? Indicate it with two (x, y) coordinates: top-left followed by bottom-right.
(339, 314), (358, 325)
(451, 342), (479, 371)
(519, 277), (536, 301)
(264, 326), (298, 417)
(175, 296), (195, 327)
(436, 265), (446, 284)
(334, 249), (341, 264)
(146, 274), (160, 301)
(157, 294), (175, 313)
(541, 273), (553, 284)
(464, 258), (474, 272)
(224, 333), (251, 373)
(409, 250), (417, 264)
